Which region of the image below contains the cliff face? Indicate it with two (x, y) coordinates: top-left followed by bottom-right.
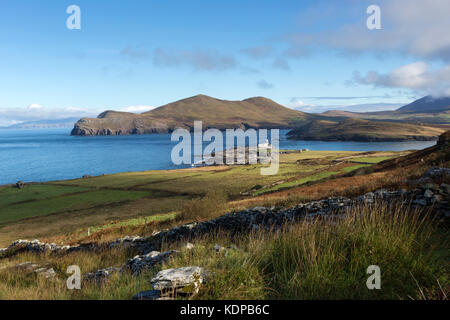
(71, 115), (171, 136)
(71, 95), (308, 136)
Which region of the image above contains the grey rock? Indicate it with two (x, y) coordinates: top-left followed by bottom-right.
(132, 290), (161, 300)
(126, 250), (177, 274)
(84, 266), (123, 282)
(35, 267), (57, 279)
(151, 266), (207, 294)
(424, 189), (434, 198)
(424, 167), (450, 179)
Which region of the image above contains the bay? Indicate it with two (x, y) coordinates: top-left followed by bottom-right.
(0, 128), (436, 185)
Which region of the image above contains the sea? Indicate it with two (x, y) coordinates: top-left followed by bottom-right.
(0, 128), (436, 185)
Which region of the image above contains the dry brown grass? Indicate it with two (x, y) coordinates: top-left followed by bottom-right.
(229, 164), (427, 210)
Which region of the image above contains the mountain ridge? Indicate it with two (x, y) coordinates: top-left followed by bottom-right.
(71, 95), (308, 136)
(287, 118), (445, 142)
(320, 95), (450, 124)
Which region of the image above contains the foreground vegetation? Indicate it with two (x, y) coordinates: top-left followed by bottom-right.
(0, 202), (447, 300)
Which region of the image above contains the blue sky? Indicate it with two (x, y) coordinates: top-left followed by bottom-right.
(0, 0), (449, 125)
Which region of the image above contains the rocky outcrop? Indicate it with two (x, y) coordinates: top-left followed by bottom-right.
(83, 267), (124, 283)
(151, 266), (208, 293)
(125, 250), (178, 274)
(81, 249), (179, 283)
(133, 266), (209, 300)
(0, 239), (92, 258)
(13, 262), (56, 279)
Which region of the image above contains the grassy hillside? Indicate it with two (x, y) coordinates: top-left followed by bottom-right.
(0, 150), (405, 246)
(71, 95), (308, 136)
(287, 118), (445, 141)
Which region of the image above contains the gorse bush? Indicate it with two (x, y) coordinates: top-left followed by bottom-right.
(177, 190), (228, 222)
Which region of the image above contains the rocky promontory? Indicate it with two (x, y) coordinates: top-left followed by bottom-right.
(71, 95), (307, 136)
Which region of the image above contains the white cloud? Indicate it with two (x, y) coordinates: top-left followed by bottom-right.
(27, 103), (43, 110)
(288, 99), (317, 111)
(351, 61), (450, 96)
(118, 105), (155, 113)
(285, 0), (450, 61)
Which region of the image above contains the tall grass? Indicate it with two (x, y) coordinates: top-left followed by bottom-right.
(0, 201), (447, 300)
(249, 203), (448, 299)
(176, 190), (228, 222)
(166, 202), (448, 300)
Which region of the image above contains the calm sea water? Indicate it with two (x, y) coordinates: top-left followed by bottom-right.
(0, 128), (436, 185)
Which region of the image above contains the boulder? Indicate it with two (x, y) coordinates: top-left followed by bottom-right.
(151, 266), (208, 295)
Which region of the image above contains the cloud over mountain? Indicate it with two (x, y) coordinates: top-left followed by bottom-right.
(350, 61), (450, 96)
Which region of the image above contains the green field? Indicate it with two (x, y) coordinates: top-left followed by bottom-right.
(0, 184), (91, 207)
(0, 188), (150, 225)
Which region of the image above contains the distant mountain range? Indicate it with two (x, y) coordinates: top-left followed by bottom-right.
(1, 118), (81, 129)
(70, 94), (450, 141)
(287, 118), (445, 142)
(397, 96), (450, 113)
(322, 95), (450, 124)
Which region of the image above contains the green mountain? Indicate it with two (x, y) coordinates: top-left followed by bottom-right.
(71, 95), (308, 136)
